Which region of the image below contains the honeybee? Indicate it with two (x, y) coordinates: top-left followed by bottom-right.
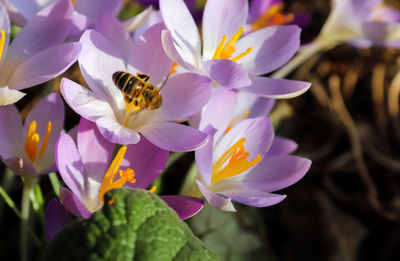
(112, 71), (169, 113)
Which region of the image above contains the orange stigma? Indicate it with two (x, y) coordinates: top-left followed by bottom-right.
(24, 121), (52, 163)
(225, 109), (250, 134)
(148, 186), (157, 193)
(212, 27), (253, 62)
(170, 62), (178, 74)
(211, 138), (261, 183)
(251, 3), (294, 30)
(98, 146), (136, 202)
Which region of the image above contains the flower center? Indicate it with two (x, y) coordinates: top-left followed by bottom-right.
(212, 27), (253, 62)
(251, 3), (294, 30)
(24, 120), (51, 163)
(0, 30), (5, 64)
(211, 138), (261, 183)
(98, 146), (136, 203)
(225, 109), (250, 134)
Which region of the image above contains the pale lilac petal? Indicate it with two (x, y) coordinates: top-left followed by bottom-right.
(77, 118), (114, 193)
(69, 11), (91, 40)
(45, 198), (73, 241)
(129, 23), (172, 85)
(96, 12), (133, 63)
(243, 155), (311, 191)
(161, 29), (200, 72)
(24, 93), (64, 173)
(75, 0), (122, 22)
(223, 189), (286, 207)
(0, 1), (10, 62)
(0, 87), (25, 106)
(60, 186), (91, 219)
(160, 0), (201, 55)
(55, 134), (86, 202)
(361, 21), (400, 46)
(130, 9), (162, 40)
(138, 122), (208, 152)
(121, 137), (168, 189)
(202, 59), (251, 88)
(196, 180), (236, 211)
(0, 104), (23, 158)
(215, 117), (274, 161)
(78, 29), (125, 112)
(157, 73), (212, 121)
(266, 137), (298, 156)
(242, 76), (311, 99)
(60, 78), (114, 122)
(3, 157), (36, 177)
(248, 0), (278, 23)
(8, 43), (81, 90)
(96, 116), (141, 145)
(195, 125), (217, 186)
(125, 6), (154, 33)
(233, 91), (275, 119)
(235, 25), (301, 75)
(202, 0), (248, 60)
(7, 0), (73, 64)
(8, 0), (55, 20)
(199, 88), (237, 132)
(160, 195), (204, 220)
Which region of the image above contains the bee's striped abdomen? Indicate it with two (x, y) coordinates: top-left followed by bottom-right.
(112, 71), (141, 99)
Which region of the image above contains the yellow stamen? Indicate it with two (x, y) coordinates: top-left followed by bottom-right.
(39, 121), (51, 156)
(0, 30), (5, 64)
(212, 27), (252, 62)
(225, 109), (250, 134)
(251, 3), (294, 30)
(148, 186), (157, 193)
(211, 138), (261, 183)
(98, 146), (136, 202)
(24, 121), (52, 162)
(170, 62), (178, 74)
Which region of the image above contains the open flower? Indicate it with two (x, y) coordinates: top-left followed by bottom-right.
(0, 92), (65, 176)
(195, 116), (311, 211)
(0, 0), (81, 105)
(61, 20), (211, 151)
(56, 118), (204, 220)
(160, 0), (310, 98)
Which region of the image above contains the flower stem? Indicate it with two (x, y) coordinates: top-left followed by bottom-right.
(20, 177), (37, 261)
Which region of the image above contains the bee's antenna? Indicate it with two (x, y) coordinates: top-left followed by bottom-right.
(159, 71), (171, 91)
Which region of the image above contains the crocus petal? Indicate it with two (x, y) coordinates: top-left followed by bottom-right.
(69, 11), (90, 40)
(248, 0), (278, 23)
(121, 137), (168, 189)
(160, 0), (201, 55)
(8, 0), (55, 20)
(8, 43), (82, 90)
(202, 0), (248, 60)
(60, 78), (114, 122)
(0, 87), (25, 106)
(196, 180), (236, 211)
(233, 91), (275, 119)
(45, 198), (73, 241)
(361, 21), (400, 45)
(0, 1), (10, 62)
(266, 137), (298, 156)
(202, 59), (251, 88)
(7, 0), (73, 64)
(195, 125), (217, 186)
(235, 25), (301, 75)
(59, 186), (91, 219)
(222, 189), (286, 207)
(96, 116), (141, 145)
(138, 122), (208, 152)
(75, 0), (122, 22)
(77, 118), (114, 200)
(157, 73), (212, 121)
(24, 93), (64, 173)
(3, 157), (36, 177)
(55, 134), (86, 202)
(241, 76), (311, 99)
(160, 195), (204, 220)
(129, 23), (172, 85)
(124, 6), (154, 33)
(243, 155), (311, 192)
(0, 104), (23, 159)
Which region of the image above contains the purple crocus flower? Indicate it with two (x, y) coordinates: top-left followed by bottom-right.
(136, 0), (202, 22)
(0, 0), (81, 105)
(160, 0), (310, 98)
(55, 118), (204, 220)
(61, 18), (211, 151)
(195, 115), (311, 211)
(321, 0), (400, 47)
(0, 92), (65, 176)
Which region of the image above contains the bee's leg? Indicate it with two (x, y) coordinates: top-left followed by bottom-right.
(136, 72), (150, 82)
(159, 71), (171, 91)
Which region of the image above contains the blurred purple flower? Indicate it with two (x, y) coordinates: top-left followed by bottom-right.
(0, 0), (81, 105)
(195, 116), (311, 211)
(55, 118), (204, 220)
(0, 92), (65, 176)
(136, 0), (202, 22)
(61, 18), (211, 151)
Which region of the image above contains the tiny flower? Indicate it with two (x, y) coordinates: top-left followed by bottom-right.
(61, 20), (211, 151)
(195, 116), (311, 211)
(0, 92), (65, 176)
(56, 118), (204, 219)
(0, 0), (82, 105)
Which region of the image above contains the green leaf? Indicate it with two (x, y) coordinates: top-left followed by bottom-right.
(42, 188), (217, 261)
